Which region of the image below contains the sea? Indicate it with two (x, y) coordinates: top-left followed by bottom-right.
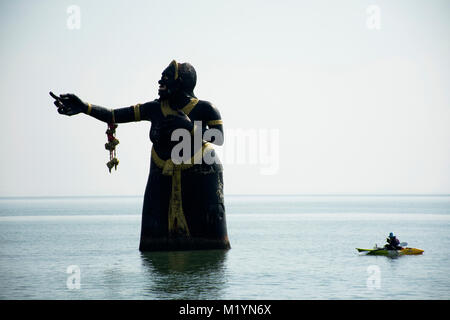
(0, 195), (449, 300)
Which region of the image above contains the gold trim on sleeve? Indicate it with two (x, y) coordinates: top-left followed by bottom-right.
(134, 104), (141, 121)
(207, 119), (223, 126)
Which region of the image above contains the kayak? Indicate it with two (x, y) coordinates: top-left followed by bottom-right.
(356, 247), (424, 256)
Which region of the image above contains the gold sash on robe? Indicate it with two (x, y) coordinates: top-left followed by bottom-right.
(151, 143), (212, 236)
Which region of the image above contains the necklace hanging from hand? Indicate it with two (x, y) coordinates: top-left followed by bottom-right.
(105, 121), (119, 173)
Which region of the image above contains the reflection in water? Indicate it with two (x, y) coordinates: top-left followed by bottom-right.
(141, 250), (229, 299)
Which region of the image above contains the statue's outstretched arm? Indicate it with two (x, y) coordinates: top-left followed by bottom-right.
(49, 91), (152, 123)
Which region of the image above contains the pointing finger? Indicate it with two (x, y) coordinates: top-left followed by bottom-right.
(49, 91), (62, 101)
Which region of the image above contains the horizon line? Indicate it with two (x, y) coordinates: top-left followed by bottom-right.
(1, 193), (450, 199)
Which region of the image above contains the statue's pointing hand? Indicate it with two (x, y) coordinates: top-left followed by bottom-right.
(49, 91), (86, 116)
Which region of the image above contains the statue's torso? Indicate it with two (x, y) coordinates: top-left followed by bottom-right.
(148, 99), (213, 161)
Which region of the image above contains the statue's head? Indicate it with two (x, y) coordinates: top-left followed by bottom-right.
(158, 60), (197, 99)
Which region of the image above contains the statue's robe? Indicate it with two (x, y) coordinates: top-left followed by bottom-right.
(128, 98), (230, 251)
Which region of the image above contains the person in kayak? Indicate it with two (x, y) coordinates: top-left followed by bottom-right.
(384, 232), (402, 250)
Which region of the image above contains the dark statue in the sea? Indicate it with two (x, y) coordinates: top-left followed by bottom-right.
(50, 60), (231, 251)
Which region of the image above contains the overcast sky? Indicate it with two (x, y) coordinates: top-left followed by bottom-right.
(0, 0), (449, 196)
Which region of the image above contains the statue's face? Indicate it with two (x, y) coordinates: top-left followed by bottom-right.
(158, 65), (178, 99)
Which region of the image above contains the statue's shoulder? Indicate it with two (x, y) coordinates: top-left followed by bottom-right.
(139, 99), (161, 120)
(196, 100), (221, 117)
(197, 99), (214, 108)
(141, 99), (161, 112)
(141, 99), (160, 108)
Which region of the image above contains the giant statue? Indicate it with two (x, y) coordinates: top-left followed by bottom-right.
(50, 60), (230, 251)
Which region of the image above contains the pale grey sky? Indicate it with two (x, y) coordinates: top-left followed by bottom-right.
(0, 0), (449, 196)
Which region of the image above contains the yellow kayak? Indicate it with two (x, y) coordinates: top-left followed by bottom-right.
(356, 247), (424, 256)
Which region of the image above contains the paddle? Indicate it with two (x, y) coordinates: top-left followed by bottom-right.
(399, 242), (408, 247)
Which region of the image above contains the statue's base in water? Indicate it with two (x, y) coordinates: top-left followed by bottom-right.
(139, 236), (231, 252)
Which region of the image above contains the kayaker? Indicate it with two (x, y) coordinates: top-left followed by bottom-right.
(385, 232), (402, 250)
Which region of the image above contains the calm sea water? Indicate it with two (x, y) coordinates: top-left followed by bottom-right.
(1, 195), (449, 300)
